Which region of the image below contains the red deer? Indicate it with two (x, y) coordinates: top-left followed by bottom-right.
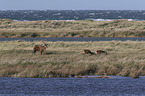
(96, 50), (107, 55)
(33, 43), (48, 55)
(83, 49), (94, 54)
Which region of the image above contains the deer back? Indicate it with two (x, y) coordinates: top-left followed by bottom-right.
(83, 49), (92, 54)
(96, 50), (107, 55)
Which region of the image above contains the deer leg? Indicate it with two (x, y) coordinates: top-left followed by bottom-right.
(33, 50), (36, 55)
(41, 51), (43, 55)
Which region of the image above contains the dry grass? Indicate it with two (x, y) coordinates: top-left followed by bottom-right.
(0, 40), (145, 78)
(1, 19), (145, 38)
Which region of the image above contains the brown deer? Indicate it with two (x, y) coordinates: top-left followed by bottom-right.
(33, 43), (48, 55)
(83, 49), (94, 55)
(96, 50), (107, 55)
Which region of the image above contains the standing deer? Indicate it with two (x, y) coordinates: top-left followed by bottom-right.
(33, 42), (48, 55)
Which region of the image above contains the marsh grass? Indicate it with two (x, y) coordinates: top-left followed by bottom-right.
(0, 40), (145, 78)
(1, 19), (145, 37)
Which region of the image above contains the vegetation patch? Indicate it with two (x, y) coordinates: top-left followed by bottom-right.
(0, 19), (145, 37)
(0, 41), (145, 78)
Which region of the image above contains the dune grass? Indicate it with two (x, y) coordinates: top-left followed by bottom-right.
(0, 40), (145, 78)
(1, 19), (145, 38)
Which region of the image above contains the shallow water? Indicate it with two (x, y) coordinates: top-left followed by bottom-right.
(1, 37), (145, 42)
(0, 76), (145, 96)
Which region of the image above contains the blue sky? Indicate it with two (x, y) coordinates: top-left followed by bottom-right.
(1, 0), (145, 10)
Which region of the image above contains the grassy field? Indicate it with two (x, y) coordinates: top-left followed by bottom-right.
(0, 40), (145, 78)
(1, 19), (145, 38)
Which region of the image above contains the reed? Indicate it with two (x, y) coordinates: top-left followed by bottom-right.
(0, 40), (145, 78)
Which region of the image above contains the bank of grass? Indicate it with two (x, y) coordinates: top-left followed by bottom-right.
(1, 19), (145, 38)
(0, 40), (145, 78)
